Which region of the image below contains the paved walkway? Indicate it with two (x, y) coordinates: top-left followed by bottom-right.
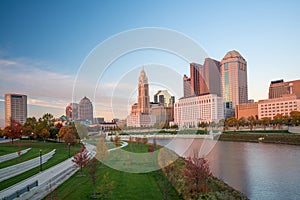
(0, 148), (32, 163)
(0, 141), (128, 200)
(0, 149), (56, 182)
(0, 139), (19, 144)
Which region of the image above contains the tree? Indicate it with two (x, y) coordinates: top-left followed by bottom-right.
(42, 113), (54, 128)
(261, 117), (271, 130)
(88, 158), (98, 198)
(75, 122), (88, 140)
(97, 172), (114, 199)
(142, 135), (148, 144)
(63, 131), (77, 145)
(40, 128), (50, 142)
(72, 146), (90, 175)
(22, 125), (33, 137)
(58, 126), (74, 141)
(273, 113), (283, 129)
(290, 111), (300, 126)
(247, 116), (256, 131)
(3, 120), (23, 143)
(157, 148), (178, 200)
(238, 117), (246, 128)
(95, 136), (109, 162)
(225, 117), (238, 129)
(24, 117), (37, 128)
(183, 155), (212, 199)
(114, 135), (121, 147)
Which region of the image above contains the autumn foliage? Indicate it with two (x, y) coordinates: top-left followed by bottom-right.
(72, 146), (90, 175)
(183, 155), (212, 198)
(3, 120), (23, 143)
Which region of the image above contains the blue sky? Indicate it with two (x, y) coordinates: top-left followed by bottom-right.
(0, 0), (300, 124)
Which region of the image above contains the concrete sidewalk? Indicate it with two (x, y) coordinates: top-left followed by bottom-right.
(0, 148), (32, 163)
(0, 141), (128, 200)
(0, 149), (55, 182)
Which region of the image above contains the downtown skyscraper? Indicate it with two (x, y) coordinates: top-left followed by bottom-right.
(220, 50), (248, 107)
(127, 69), (155, 127)
(5, 94), (27, 126)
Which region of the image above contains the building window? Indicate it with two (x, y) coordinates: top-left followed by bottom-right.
(225, 72), (230, 101)
(224, 63), (228, 70)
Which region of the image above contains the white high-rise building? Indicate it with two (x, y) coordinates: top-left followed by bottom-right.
(5, 94), (27, 126)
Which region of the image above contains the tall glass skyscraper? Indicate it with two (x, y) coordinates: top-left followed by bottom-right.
(220, 50), (248, 112)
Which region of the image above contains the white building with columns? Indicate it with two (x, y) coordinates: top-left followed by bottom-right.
(174, 94), (224, 128)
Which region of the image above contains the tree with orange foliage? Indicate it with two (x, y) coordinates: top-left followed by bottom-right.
(3, 120), (23, 143)
(40, 128), (50, 142)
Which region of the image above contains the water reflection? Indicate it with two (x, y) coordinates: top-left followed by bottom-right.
(153, 138), (300, 200)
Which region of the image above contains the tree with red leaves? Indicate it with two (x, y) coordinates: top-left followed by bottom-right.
(72, 146), (90, 176)
(183, 154), (212, 199)
(3, 120), (23, 143)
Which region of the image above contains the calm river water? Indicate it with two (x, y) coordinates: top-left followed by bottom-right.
(154, 138), (300, 200)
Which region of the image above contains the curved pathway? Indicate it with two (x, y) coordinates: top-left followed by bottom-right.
(0, 141), (128, 200)
(0, 149), (56, 182)
(0, 148), (32, 163)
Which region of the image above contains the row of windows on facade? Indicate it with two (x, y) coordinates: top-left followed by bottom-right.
(261, 105), (297, 109)
(261, 112), (294, 117)
(176, 99), (216, 106)
(260, 102), (297, 106)
(223, 61), (246, 71)
(261, 108), (297, 113)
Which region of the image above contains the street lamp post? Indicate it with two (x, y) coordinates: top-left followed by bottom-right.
(68, 143), (70, 158)
(39, 149), (42, 172)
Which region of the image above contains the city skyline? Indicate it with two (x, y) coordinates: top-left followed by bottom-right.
(1, 0), (300, 123)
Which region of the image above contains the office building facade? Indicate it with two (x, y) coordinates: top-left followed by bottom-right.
(174, 94), (224, 128)
(66, 103), (78, 120)
(78, 96), (93, 122)
(5, 94), (27, 126)
(269, 79), (300, 99)
(220, 50), (248, 117)
(258, 94), (300, 119)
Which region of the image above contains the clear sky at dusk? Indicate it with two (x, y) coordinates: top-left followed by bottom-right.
(0, 0), (300, 124)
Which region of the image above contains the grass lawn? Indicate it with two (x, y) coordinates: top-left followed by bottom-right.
(0, 140), (81, 190)
(44, 142), (182, 200)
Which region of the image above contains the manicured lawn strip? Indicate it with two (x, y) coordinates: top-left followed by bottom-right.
(0, 142), (81, 191)
(46, 164), (181, 200)
(122, 141), (156, 153)
(44, 143), (181, 200)
(0, 142), (27, 156)
(0, 148), (52, 169)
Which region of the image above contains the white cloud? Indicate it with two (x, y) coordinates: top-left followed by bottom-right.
(0, 57), (75, 100)
(27, 97), (68, 109)
(0, 59), (17, 65)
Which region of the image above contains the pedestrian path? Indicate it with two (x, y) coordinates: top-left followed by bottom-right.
(0, 141), (128, 200)
(0, 148), (32, 163)
(0, 149), (56, 182)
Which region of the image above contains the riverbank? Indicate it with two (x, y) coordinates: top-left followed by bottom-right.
(165, 156), (248, 199)
(44, 142), (248, 199)
(219, 132), (300, 145)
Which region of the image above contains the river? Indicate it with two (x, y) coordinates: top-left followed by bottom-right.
(153, 138), (300, 200)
